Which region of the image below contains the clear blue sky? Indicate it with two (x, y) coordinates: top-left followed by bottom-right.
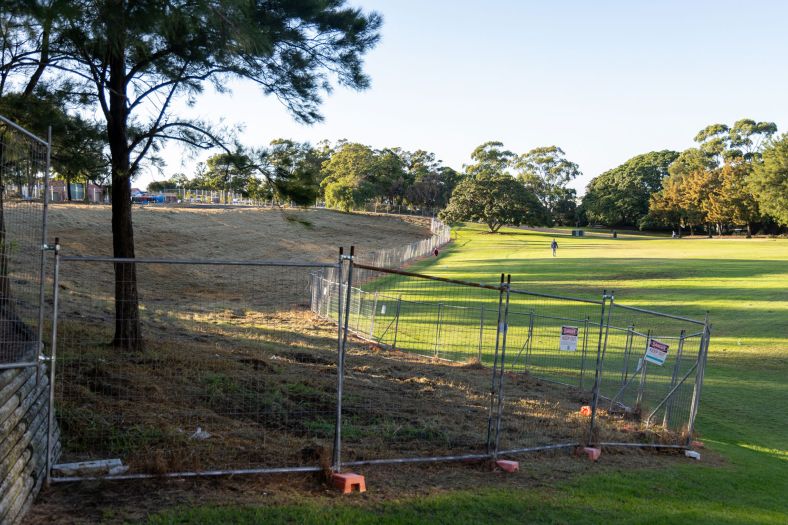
(149, 0), (788, 194)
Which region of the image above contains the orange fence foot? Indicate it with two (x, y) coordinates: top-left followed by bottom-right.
(579, 405), (592, 416)
(691, 440), (704, 449)
(332, 472), (366, 494)
(495, 460), (519, 473)
(581, 447), (601, 461)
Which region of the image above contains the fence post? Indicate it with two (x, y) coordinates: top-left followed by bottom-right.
(45, 239), (61, 486)
(588, 291), (613, 445)
(355, 293), (363, 331)
(579, 315), (590, 390)
(333, 246), (354, 472)
(36, 126), (52, 383)
(369, 291), (379, 339)
(621, 324), (635, 386)
(486, 274), (505, 454)
(663, 329), (686, 427)
(492, 275), (512, 458)
(392, 295), (402, 350)
(331, 250), (344, 471)
(434, 303), (443, 357)
(477, 306), (485, 363)
(636, 330), (651, 411)
(686, 315), (711, 445)
(524, 311), (535, 370)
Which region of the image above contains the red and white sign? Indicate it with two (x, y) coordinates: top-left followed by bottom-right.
(645, 339), (669, 366)
(559, 326), (579, 351)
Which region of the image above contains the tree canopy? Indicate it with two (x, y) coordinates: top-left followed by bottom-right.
(515, 146), (581, 225)
(643, 119), (778, 236)
(749, 134), (788, 226)
(582, 150), (679, 227)
(440, 174), (546, 233)
(1, 0), (382, 349)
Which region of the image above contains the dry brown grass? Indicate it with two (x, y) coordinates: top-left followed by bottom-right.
(45, 204), (430, 261)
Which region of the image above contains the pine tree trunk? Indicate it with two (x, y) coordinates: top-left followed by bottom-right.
(107, 4), (142, 351)
(110, 178), (141, 350)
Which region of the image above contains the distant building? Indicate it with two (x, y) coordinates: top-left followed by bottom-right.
(48, 181), (109, 203)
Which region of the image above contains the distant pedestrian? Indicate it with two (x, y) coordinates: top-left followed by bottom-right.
(433, 247), (439, 257)
(551, 239), (558, 257)
(671, 230), (676, 239)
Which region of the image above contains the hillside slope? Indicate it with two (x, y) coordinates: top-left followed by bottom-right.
(45, 205), (430, 261)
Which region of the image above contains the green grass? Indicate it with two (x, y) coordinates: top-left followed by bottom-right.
(146, 224), (788, 524)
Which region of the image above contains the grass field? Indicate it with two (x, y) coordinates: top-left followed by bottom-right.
(143, 223), (788, 524)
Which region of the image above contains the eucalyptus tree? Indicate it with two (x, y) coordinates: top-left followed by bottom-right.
(515, 146), (581, 225)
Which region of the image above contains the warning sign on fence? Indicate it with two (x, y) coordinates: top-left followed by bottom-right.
(645, 339), (669, 366)
(559, 326), (579, 351)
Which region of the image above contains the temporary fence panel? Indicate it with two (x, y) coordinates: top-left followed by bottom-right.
(0, 115), (50, 368)
(48, 240), (711, 483)
(494, 286), (605, 455)
(51, 255), (341, 479)
(334, 264), (505, 465)
(312, 255), (711, 465)
(592, 300), (709, 446)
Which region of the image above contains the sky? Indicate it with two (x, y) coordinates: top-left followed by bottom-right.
(146, 0), (788, 195)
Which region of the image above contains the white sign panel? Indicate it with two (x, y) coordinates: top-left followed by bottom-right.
(644, 339), (669, 366)
(559, 326), (579, 351)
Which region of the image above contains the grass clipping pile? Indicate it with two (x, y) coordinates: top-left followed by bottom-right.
(56, 308), (681, 476)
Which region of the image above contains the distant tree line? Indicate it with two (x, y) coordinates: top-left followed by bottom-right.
(147, 139), (584, 232)
(147, 140), (463, 212)
(582, 120), (787, 236)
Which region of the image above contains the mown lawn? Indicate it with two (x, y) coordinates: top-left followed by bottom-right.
(147, 224), (788, 524)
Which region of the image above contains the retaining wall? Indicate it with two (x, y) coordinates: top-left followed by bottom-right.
(0, 366), (58, 525)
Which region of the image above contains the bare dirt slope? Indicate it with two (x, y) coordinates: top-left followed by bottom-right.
(46, 205), (430, 261)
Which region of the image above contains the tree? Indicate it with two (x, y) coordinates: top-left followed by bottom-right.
(515, 146), (581, 224)
(643, 173), (705, 235)
(695, 119), (778, 164)
(749, 133), (788, 226)
(439, 175), (547, 233)
(372, 148), (408, 206)
(406, 159), (460, 211)
(655, 119), (778, 236)
(203, 152), (255, 198)
(583, 150), (678, 227)
(715, 163), (760, 236)
(4, 1), (382, 349)
(464, 141), (515, 179)
(261, 139), (323, 205)
(320, 143), (379, 211)
(264, 139), (321, 204)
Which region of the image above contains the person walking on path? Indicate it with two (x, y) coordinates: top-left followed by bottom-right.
(551, 238), (558, 257)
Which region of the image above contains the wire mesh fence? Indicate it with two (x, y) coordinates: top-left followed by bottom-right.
(495, 287), (606, 455)
(52, 256), (341, 478)
(0, 115), (49, 367)
(592, 301), (709, 446)
(312, 258), (711, 466)
(333, 266), (505, 465)
(48, 239), (710, 481)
